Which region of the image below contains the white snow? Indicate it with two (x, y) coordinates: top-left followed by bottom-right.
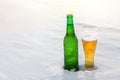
(0, 0), (120, 80)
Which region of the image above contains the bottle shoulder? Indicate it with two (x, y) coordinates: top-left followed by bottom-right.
(64, 34), (77, 38)
(64, 34), (78, 41)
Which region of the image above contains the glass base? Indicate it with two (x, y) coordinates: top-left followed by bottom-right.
(85, 64), (96, 71)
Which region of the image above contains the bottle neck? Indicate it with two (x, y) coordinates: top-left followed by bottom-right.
(66, 15), (75, 35)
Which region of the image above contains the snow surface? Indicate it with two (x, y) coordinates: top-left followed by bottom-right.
(0, 0), (120, 80)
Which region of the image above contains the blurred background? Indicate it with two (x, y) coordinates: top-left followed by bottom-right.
(0, 0), (120, 30)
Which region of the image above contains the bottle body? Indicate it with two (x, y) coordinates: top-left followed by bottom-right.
(64, 34), (79, 71)
(64, 14), (79, 71)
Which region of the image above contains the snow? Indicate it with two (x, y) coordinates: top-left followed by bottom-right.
(0, 0), (120, 80)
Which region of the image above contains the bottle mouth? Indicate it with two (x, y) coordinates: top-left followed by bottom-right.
(67, 14), (73, 18)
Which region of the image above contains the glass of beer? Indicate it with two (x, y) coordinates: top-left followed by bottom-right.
(81, 26), (98, 70)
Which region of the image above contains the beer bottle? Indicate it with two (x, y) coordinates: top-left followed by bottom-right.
(64, 14), (79, 71)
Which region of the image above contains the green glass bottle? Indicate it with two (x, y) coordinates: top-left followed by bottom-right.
(64, 14), (79, 71)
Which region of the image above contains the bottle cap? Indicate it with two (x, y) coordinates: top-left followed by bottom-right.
(67, 14), (73, 17)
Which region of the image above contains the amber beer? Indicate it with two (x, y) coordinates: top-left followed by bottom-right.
(82, 39), (97, 69)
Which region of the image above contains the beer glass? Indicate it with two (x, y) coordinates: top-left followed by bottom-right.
(81, 26), (98, 70)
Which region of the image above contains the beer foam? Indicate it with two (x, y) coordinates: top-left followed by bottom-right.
(81, 27), (98, 41)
